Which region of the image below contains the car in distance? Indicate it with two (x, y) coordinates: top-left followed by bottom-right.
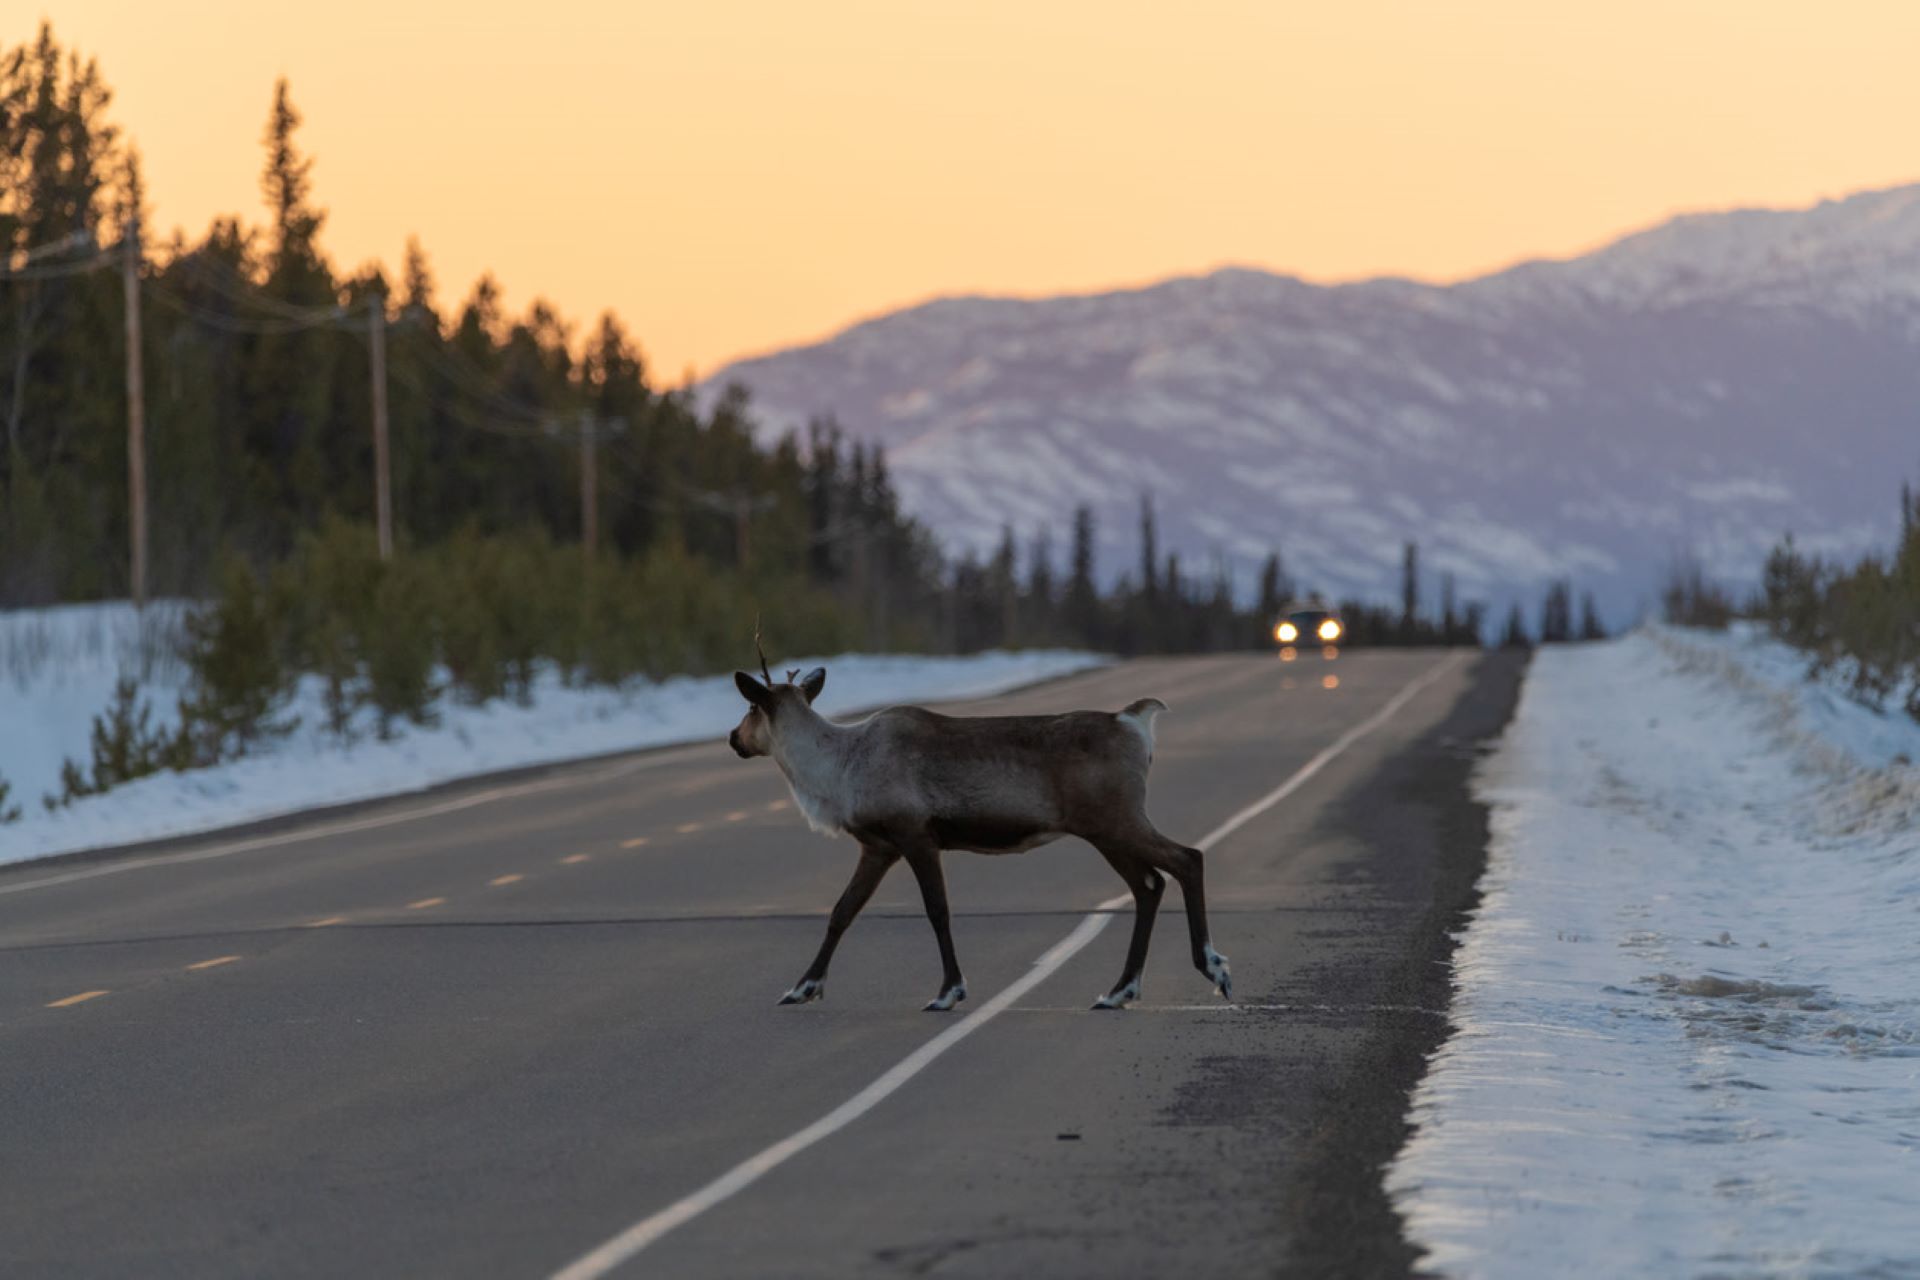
(1273, 603), (1343, 647)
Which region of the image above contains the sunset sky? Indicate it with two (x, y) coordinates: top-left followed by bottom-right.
(38, 1), (1920, 380)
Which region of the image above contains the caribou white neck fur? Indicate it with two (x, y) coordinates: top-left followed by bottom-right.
(767, 708), (859, 836)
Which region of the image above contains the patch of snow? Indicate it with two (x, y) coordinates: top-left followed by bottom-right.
(1388, 626), (1920, 1277)
(0, 602), (1105, 868)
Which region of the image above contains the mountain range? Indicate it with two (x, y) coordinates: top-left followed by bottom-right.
(706, 183), (1920, 625)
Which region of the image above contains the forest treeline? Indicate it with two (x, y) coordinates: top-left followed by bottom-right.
(1750, 487), (1920, 721)
(1, 24), (1632, 815)
(0, 24), (943, 638)
(2, 22), (1550, 667)
(1659, 483), (1920, 723)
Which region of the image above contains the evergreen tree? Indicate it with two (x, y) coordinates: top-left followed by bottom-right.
(1578, 591), (1606, 641)
(1462, 601), (1487, 646)
(246, 77), (338, 541)
(989, 524), (1019, 648)
(1066, 505), (1099, 646)
(1138, 492), (1158, 602)
(1400, 541), (1420, 637)
(1500, 602), (1531, 649)
(1539, 579), (1573, 643)
(1256, 549), (1290, 624)
(1025, 527), (1056, 641)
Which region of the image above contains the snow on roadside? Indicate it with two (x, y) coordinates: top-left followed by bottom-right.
(1, 602), (1104, 868)
(1388, 625), (1920, 1278)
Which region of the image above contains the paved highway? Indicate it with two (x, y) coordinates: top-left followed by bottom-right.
(1, 648), (1522, 1279)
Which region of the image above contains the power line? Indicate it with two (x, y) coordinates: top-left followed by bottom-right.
(177, 253), (356, 324)
(395, 326), (553, 425)
(0, 247), (117, 281)
(144, 278), (349, 334)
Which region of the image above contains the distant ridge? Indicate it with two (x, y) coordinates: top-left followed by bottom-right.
(708, 182), (1920, 620)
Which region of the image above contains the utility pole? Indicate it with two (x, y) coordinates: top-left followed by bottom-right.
(123, 215), (148, 609)
(368, 288), (392, 560)
(579, 413), (598, 559)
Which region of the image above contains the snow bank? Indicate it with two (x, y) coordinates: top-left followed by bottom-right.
(1387, 626), (1920, 1277)
(0, 602), (1104, 868)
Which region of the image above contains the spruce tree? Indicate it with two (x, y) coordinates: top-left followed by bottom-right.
(1578, 591), (1606, 641)
(1401, 541), (1420, 637)
(1026, 527), (1056, 641)
(1256, 550), (1290, 625)
(1066, 505), (1099, 647)
(1500, 602), (1531, 649)
(1539, 579), (1573, 643)
(1138, 493), (1158, 602)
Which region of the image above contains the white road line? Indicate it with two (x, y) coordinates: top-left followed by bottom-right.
(546, 651), (1465, 1280)
(1193, 650), (1464, 854)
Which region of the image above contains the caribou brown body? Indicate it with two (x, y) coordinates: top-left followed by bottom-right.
(728, 665), (1231, 1011)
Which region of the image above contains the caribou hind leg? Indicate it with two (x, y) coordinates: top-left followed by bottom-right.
(781, 844), (895, 1005)
(1089, 846), (1165, 1009)
(1147, 835), (1230, 999)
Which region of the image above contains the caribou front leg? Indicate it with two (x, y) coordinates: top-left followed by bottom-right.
(781, 845), (894, 1005)
(902, 844), (967, 1011)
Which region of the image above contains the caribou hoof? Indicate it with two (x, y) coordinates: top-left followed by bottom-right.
(923, 982), (968, 1013)
(1204, 947), (1232, 1000)
(778, 979), (825, 1006)
(1091, 979), (1141, 1011)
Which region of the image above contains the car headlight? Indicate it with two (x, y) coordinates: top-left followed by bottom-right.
(1317, 619), (1342, 642)
(1275, 622), (1299, 643)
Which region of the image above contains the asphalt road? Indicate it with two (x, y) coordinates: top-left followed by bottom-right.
(1, 648), (1524, 1279)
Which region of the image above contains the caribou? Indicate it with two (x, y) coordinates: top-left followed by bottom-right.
(726, 646), (1230, 1012)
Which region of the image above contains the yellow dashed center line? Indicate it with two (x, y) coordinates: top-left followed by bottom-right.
(620, 836), (650, 849)
(47, 990), (109, 1008)
(766, 799), (789, 812)
(490, 874), (524, 887)
(676, 822), (702, 834)
(724, 810), (748, 823)
(186, 955), (241, 971)
(306, 916), (348, 928)
(408, 897), (446, 910)
(560, 854), (591, 865)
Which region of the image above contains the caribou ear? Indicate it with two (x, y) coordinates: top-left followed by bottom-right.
(798, 667), (827, 704)
(735, 670), (773, 710)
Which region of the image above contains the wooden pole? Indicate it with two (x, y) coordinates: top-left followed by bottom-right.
(123, 216), (147, 608)
(369, 288), (392, 560)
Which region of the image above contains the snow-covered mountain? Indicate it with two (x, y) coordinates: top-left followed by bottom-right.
(708, 184), (1920, 623)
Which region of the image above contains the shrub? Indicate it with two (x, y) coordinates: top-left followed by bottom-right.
(175, 555), (296, 764)
(1760, 490), (1920, 721)
(364, 556), (438, 735)
(45, 678), (177, 807)
(1760, 535), (1825, 648)
(433, 526), (554, 704)
(1661, 555), (1735, 630)
(0, 773), (20, 824)
(288, 518), (382, 736)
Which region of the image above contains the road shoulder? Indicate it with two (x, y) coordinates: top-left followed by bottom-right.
(1279, 648), (1528, 1277)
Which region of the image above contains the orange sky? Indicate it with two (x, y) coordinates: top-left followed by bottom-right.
(36, 1), (1920, 380)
